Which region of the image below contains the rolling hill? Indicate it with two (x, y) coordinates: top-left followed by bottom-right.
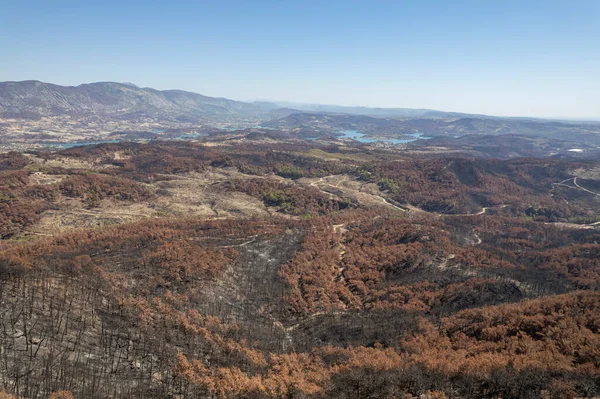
(265, 112), (600, 142)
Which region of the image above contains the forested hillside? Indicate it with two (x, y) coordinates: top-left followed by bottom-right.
(1, 140), (600, 398)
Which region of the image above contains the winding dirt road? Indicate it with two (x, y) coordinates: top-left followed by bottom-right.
(552, 177), (600, 196)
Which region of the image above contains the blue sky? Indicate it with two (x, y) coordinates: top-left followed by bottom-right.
(1, 0), (599, 118)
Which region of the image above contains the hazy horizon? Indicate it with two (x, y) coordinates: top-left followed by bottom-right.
(1, 0), (599, 119)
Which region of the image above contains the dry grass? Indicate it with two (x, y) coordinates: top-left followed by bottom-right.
(302, 148), (374, 162)
(573, 167), (600, 180)
(297, 174), (411, 212)
(26, 154), (111, 170)
(29, 200), (157, 236)
(23, 168), (272, 237)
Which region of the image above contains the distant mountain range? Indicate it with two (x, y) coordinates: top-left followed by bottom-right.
(0, 80), (561, 123)
(0, 80), (267, 122)
(264, 112), (600, 143)
(267, 102), (483, 119)
(1, 81), (599, 144)
(260, 102), (600, 123)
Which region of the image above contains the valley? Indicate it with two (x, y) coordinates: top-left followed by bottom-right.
(1, 81), (600, 398)
(2, 0), (599, 394)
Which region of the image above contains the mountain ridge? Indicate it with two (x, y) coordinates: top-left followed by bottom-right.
(3, 80), (589, 124)
(0, 80), (265, 121)
(2, 81), (599, 139)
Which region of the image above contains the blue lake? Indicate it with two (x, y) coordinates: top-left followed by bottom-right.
(338, 130), (432, 144)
